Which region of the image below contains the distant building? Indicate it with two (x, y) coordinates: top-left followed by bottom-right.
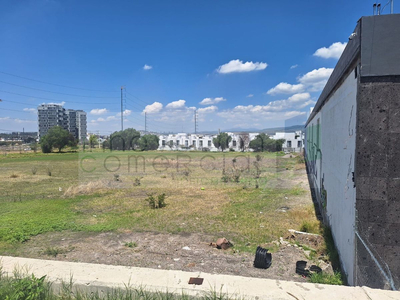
(38, 104), (87, 142)
(271, 130), (304, 153)
(157, 131), (301, 152)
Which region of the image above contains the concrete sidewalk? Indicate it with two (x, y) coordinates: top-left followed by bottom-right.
(0, 256), (399, 299)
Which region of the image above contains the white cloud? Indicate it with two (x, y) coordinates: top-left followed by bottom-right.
(290, 64), (298, 69)
(199, 97), (226, 105)
(143, 102), (163, 114)
(143, 64), (153, 70)
(166, 99), (186, 109)
(267, 82), (305, 95)
(216, 59), (268, 74)
(246, 94), (254, 98)
(90, 108), (109, 115)
(23, 108), (36, 113)
(198, 106), (218, 114)
(116, 109), (131, 117)
(41, 101), (65, 106)
(298, 67), (333, 92)
(313, 42), (347, 59)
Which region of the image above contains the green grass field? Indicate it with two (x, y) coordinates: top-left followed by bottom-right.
(0, 150), (318, 254)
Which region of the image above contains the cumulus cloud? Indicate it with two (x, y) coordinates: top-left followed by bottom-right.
(267, 67), (333, 95)
(216, 59), (268, 74)
(313, 42), (347, 59)
(199, 97), (226, 105)
(143, 102), (163, 114)
(198, 106), (218, 114)
(90, 108), (109, 115)
(116, 109), (132, 117)
(166, 99), (186, 109)
(143, 64), (153, 70)
(23, 108), (37, 113)
(266, 82), (305, 95)
(298, 67), (333, 92)
(41, 101), (66, 106)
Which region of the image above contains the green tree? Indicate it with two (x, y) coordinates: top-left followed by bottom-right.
(108, 128), (141, 150)
(138, 134), (159, 151)
(40, 126), (77, 153)
(249, 133), (285, 152)
(89, 134), (98, 148)
(213, 132), (232, 151)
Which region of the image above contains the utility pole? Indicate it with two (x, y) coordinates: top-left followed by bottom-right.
(194, 109), (198, 134)
(120, 86), (124, 131)
(145, 112), (147, 134)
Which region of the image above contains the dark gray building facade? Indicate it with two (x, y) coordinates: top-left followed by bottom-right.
(38, 104), (87, 142)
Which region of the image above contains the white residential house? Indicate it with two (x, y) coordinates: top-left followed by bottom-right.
(271, 130), (304, 153)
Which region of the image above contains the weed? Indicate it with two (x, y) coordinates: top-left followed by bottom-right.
(145, 193), (167, 209)
(221, 174), (230, 183)
(31, 166), (38, 175)
(309, 271), (343, 285)
(46, 166), (52, 176)
(321, 226), (341, 270)
(299, 220), (320, 234)
(9, 173), (18, 178)
(133, 177), (142, 186)
(43, 247), (64, 257)
(255, 154), (263, 162)
(296, 155), (305, 164)
(125, 241), (137, 248)
(114, 174), (120, 181)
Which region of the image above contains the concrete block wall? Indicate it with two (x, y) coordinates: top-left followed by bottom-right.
(355, 80), (400, 289)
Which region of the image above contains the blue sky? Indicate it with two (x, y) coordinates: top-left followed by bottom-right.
(0, 0), (391, 134)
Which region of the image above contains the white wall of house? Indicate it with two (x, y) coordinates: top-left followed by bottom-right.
(305, 69), (357, 285)
(272, 131), (304, 152)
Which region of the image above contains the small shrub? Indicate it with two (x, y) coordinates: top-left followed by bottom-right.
(299, 220), (320, 234)
(10, 173), (19, 178)
(296, 155), (305, 164)
(229, 148), (235, 152)
(125, 241), (137, 248)
(221, 174), (230, 183)
(31, 166), (38, 175)
(309, 272), (343, 285)
(133, 177), (142, 186)
(46, 167), (52, 177)
(10, 274), (48, 299)
(232, 158), (237, 163)
(161, 175), (167, 179)
(145, 193), (167, 209)
(113, 174), (120, 181)
(182, 170), (190, 177)
(44, 247), (64, 257)
(255, 154), (263, 162)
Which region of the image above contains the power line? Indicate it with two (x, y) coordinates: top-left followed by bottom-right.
(0, 91), (118, 105)
(0, 80), (119, 99)
(0, 71), (118, 92)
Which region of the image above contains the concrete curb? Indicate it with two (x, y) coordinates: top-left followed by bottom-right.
(1, 256), (399, 299)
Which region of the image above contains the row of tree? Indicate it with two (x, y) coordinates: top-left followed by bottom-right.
(39, 126), (284, 153)
(102, 128), (159, 151)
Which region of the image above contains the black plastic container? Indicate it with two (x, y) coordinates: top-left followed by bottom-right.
(253, 246), (272, 269)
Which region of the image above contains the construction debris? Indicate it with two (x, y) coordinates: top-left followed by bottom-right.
(209, 238), (233, 250)
(253, 246), (272, 269)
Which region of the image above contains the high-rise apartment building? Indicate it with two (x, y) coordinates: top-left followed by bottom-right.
(38, 104), (87, 142)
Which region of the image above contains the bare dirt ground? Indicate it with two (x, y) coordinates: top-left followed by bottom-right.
(10, 229), (331, 283)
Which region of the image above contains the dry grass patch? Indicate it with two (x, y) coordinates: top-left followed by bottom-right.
(63, 180), (122, 197)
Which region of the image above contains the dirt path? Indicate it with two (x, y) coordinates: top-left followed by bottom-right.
(7, 230), (331, 283)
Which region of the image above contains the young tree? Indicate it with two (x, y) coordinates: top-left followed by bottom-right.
(249, 133), (285, 152)
(238, 132), (250, 152)
(138, 134), (159, 151)
(89, 134), (98, 148)
(40, 126), (77, 153)
(213, 132), (232, 152)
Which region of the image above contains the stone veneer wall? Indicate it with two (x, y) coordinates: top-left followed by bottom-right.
(355, 78), (400, 289)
